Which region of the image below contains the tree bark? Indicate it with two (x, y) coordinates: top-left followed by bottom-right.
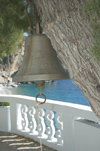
(33, 0), (100, 118)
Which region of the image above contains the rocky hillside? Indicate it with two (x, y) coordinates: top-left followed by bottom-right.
(0, 41), (25, 86)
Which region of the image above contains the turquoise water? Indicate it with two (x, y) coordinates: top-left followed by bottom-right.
(10, 79), (89, 106)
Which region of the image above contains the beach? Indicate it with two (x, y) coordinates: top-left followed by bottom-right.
(0, 85), (11, 95)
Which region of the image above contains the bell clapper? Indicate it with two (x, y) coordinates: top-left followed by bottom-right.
(35, 82), (45, 96)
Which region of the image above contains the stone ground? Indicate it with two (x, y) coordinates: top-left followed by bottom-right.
(0, 131), (56, 151)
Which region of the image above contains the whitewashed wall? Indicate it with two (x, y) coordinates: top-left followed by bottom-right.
(0, 106), (10, 131)
(0, 95), (100, 151)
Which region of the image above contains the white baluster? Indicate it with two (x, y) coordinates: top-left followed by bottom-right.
(37, 108), (46, 137)
(45, 110), (55, 140)
(28, 106), (37, 133)
(20, 105), (29, 131)
(55, 113), (63, 144)
(17, 104), (22, 130)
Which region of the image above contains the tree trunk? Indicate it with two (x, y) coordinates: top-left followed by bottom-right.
(33, 0), (100, 118)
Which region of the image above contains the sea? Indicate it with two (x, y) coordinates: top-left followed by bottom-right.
(9, 79), (89, 106)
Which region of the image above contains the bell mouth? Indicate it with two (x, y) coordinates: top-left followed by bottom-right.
(13, 73), (69, 82)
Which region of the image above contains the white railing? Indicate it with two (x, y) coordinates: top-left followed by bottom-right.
(0, 95), (100, 151)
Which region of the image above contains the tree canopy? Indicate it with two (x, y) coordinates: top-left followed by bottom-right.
(84, 0), (100, 60)
(0, 0), (34, 58)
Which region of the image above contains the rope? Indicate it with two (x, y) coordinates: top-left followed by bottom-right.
(26, 0), (39, 34)
(34, 102), (43, 151)
(26, 0), (34, 34)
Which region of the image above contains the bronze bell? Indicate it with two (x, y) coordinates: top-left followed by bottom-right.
(13, 34), (70, 82)
(13, 1), (70, 105)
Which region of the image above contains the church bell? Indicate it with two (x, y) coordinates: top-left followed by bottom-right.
(13, 34), (70, 82)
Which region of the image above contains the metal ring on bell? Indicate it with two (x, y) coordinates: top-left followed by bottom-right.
(36, 94), (46, 104)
